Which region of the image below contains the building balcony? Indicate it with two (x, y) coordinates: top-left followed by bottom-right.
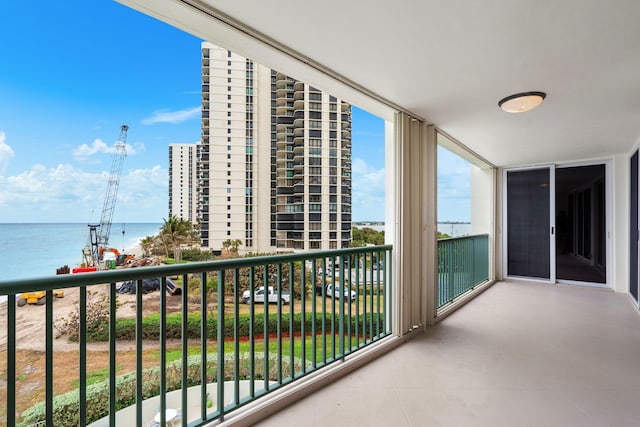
(259, 279), (639, 426)
(0, 247), (392, 426)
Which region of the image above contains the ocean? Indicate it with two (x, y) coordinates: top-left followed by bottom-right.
(356, 223), (472, 238)
(0, 221), (471, 286)
(0, 223), (162, 281)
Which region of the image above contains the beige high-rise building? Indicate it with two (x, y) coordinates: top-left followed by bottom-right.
(198, 42), (352, 254)
(168, 143), (200, 223)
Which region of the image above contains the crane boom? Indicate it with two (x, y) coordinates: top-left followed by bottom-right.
(87, 125), (128, 265)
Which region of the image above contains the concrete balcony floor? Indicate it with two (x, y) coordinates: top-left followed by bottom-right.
(257, 281), (640, 426)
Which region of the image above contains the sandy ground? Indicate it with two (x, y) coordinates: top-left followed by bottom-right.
(0, 282), (185, 353)
(0, 249), (183, 353)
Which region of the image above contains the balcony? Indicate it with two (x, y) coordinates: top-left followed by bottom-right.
(1, 247), (392, 426)
(437, 234), (489, 308)
(258, 280), (640, 426)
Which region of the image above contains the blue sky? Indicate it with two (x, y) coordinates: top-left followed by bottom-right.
(0, 1), (467, 224)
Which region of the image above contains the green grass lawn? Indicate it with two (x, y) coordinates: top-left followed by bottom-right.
(154, 333), (354, 365)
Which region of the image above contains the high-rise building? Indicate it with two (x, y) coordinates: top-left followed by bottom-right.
(198, 42), (352, 253)
(168, 143), (200, 223)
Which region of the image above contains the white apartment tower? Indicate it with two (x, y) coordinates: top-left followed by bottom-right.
(168, 143), (200, 223)
(199, 42), (352, 253)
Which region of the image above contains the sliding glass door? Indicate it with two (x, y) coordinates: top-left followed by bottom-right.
(505, 167), (555, 281)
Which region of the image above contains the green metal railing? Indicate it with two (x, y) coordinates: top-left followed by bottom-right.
(437, 234), (489, 308)
(0, 246), (392, 427)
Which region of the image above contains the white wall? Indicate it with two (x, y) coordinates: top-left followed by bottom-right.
(470, 165), (493, 236)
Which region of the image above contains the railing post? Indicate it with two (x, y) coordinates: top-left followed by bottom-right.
(7, 294), (16, 427)
(217, 270), (225, 419)
(447, 241), (454, 304)
(79, 286), (87, 427)
(109, 282), (117, 427)
(135, 279), (143, 427)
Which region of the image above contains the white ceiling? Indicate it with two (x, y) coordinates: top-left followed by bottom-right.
(124, 0), (640, 167)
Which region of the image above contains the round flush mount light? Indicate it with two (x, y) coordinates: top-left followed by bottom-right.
(498, 91), (546, 113)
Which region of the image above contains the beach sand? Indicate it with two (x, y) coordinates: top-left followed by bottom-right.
(0, 245), (165, 353)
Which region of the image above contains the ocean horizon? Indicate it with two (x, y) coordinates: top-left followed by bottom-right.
(0, 223), (162, 282)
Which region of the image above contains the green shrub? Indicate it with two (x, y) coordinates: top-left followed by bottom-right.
(89, 311), (346, 342)
(20, 352), (310, 426)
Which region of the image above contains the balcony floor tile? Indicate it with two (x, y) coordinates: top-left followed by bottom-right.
(257, 281), (640, 426)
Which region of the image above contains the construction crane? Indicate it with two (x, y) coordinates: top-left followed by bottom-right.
(83, 125), (128, 267)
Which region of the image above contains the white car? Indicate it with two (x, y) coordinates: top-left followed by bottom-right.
(242, 286), (291, 304)
(325, 284), (357, 301)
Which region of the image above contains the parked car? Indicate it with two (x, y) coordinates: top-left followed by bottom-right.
(242, 286), (290, 304)
(325, 284), (357, 301)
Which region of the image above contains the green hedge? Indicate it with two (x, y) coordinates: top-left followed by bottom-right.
(20, 352), (309, 426)
(90, 311), (381, 342)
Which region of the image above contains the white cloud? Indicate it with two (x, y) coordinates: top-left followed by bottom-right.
(0, 163), (167, 222)
(141, 106), (200, 125)
(72, 138), (139, 161)
(352, 158), (385, 221)
(0, 131), (15, 174)
(437, 147), (471, 222)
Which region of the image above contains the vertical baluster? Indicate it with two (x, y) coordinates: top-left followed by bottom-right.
(135, 279), (143, 426)
(276, 263), (282, 384)
(217, 270), (225, 419)
(289, 261), (295, 379)
(376, 252), (381, 338)
(234, 268), (240, 405)
(355, 253), (360, 348)
(200, 271), (207, 421)
(79, 286), (87, 427)
(109, 282), (117, 427)
(45, 290), (53, 426)
(338, 255), (344, 358)
(321, 258), (327, 364)
(311, 259), (317, 370)
(301, 259), (307, 374)
(181, 273), (188, 427)
(347, 255), (352, 352)
(388, 248), (393, 333)
(369, 251), (374, 342)
(160, 277), (167, 423)
(249, 266), (255, 398)
(263, 265), (269, 392)
(7, 294), (16, 427)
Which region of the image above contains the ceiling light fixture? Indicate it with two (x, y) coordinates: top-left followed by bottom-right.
(498, 91), (546, 113)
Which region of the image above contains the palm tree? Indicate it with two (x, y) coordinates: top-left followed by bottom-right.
(139, 235), (156, 257)
(221, 238), (242, 255)
(159, 216), (199, 261)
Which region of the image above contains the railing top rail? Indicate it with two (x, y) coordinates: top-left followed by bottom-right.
(437, 233), (489, 243)
(0, 245), (392, 295)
